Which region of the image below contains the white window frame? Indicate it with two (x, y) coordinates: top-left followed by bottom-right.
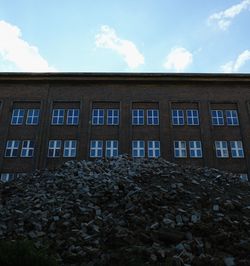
(66, 109), (79, 125)
(107, 109), (119, 125)
(132, 140), (145, 157)
(26, 109), (40, 125)
(148, 140), (160, 158)
(226, 110), (239, 126)
(11, 109), (25, 125)
(48, 140), (61, 157)
(189, 141), (202, 158)
(51, 109), (65, 125)
(63, 140), (77, 157)
(21, 140), (34, 157)
(186, 109), (199, 125)
(5, 140), (19, 157)
(215, 141), (229, 158)
(105, 140), (119, 157)
(174, 141), (187, 158)
(132, 109), (144, 125)
(230, 141), (244, 158)
(92, 109), (104, 125)
(0, 173), (15, 182)
(172, 109), (184, 125)
(211, 110), (224, 125)
(147, 109), (159, 125)
(90, 140), (103, 158)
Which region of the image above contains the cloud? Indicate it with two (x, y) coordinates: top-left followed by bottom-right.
(0, 20), (56, 72)
(221, 50), (250, 72)
(95, 25), (144, 69)
(208, 0), (250, 30)
(163, 47), (193, 72)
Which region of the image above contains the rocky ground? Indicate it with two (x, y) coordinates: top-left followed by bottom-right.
(0, 156), (250, 265)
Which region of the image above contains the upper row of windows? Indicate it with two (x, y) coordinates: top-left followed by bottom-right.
(10, 108), (240, 126)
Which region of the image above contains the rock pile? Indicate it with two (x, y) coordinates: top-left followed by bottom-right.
(1, 155), (250, 265)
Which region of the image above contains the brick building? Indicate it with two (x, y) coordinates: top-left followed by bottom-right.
(0, 73), (250, 181)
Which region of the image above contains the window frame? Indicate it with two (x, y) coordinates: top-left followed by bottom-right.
(174, 141), (187, 158)
(211, 110), (224, 126)
(226, 110), (239, 126)
(147, 109), (159, 125)
(90, 140), (103, 158)
(105, 140), (119, 157)
(189, 140), (202, 158)
(92, 109), (105, 125)
(215, 141), (229, 158)
(63, 140), (77, 157)
(47, 140), (61, 157)
(51, 109), (65, 125)
(186, 109), (199, 125)
(148, 140), (160, 158)
(107, 109), (119, 125)
(11, 109), (25, 125)
(26, 109), (40, 125)
(66, 109), (79, 125)
(172, 109), (184, 125)
(5, 140), (20, 157)
(230, 141), (244, 158)
(132, 109), (144, 125)
(20, 140), (35, 158)
(132, 140), (145, 157)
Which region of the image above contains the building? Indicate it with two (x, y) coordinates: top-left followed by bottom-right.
(0, 72), (250, 181)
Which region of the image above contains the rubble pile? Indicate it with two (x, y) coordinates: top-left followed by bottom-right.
(0, 155), (250, 265)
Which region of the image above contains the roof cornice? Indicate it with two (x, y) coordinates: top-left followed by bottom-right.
(0, 72), (250, 82)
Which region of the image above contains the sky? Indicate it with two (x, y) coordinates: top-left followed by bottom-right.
(0, 0), (250, 73)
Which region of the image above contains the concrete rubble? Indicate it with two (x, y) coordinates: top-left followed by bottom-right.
(0, 155), (250, 265)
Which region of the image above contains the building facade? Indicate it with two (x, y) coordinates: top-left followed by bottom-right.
(0, 73), (250, 181)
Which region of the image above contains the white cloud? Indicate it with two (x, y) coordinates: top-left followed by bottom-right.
(221, 50), (250, 72)
(208, 0), (250, 30)
(95, 25), (144, 69)
(163, 47), (193, 72)
(0, 20), (56, 72)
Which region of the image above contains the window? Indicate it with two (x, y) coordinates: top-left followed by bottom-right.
(66, 109), (79, 125)
(189, 141), (202, 158)
(11, 109), (25, 125)
(48, 140), (61, 157)
(147, 110), (159, 125)
(52, 109), (64, 125)
(5, 140), (19, 157)
(172, 110), (184, 125)
(226, 110), (239, 126)
(186, 109), (199, 125)
(26, 109), (40, 125)
(132, 140), (145, 157)
(239, 173), (248, 182)
(215, 141), (229, 158)
(107, 109), (119, 125)
(21, 140), (34, 157)
(90, 140), (103, 157)
(92, 109), (104, 125)
(106, 140), (119, 157)
(230, 141), (244, 158)
(0, 173), (15, 182)
(132, 109), (144, 125)
(174, 141), (187, 158)
(148, 141), (160, 158)
(63, 140), (77, 157)
(211, 110), (224, 125)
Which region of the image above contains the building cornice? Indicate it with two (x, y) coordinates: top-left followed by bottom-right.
(0, 72), (250, 82)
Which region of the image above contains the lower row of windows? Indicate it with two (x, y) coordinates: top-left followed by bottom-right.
(1, 172), (248, 183)
(3, 140), (245, 159)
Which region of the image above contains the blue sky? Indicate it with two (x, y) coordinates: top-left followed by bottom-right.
(0, 0), (250, 73)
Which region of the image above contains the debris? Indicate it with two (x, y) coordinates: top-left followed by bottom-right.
(0, 155), (250, 265)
